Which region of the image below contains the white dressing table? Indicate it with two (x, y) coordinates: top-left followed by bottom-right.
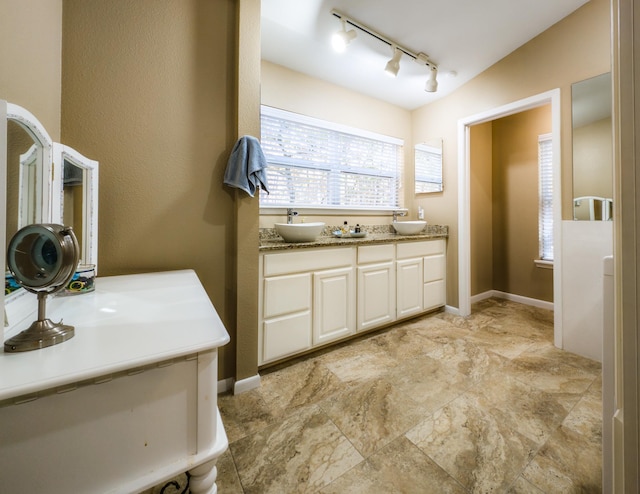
(0, 270), (230, 493)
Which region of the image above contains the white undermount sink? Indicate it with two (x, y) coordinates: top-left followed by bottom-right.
(392, 220), (427, 235)
(274, 222), (325, 243)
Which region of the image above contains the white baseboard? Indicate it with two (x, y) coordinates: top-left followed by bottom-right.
(470, 290), (495, 304)
(217, 378), (234, 394)
(471, 290), (553, 311)
(444, 305), (460, 315)
(233, 374), (261, 395)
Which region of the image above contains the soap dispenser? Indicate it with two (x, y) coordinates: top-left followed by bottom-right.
(341, 221), (349, 234)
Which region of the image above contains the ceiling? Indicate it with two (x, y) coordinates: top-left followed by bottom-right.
(261, 0), (590, 110)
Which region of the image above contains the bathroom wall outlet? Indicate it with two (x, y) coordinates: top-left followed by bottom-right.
(418, 206), (424, 220)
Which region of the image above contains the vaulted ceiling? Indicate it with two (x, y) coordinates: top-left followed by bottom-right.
(262, 0), (590, 110)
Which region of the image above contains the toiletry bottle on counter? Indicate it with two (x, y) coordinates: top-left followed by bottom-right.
(355, 224), (361, 233)
(341, 221), (349, 234)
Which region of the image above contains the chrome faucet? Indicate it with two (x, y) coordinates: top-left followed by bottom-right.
(287, 208), (298, 224)
(392, 210), (407, 222)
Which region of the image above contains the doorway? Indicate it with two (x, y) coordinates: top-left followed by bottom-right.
(457, 89), (563, 346)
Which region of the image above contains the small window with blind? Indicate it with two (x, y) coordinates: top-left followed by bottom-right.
(538, 133), (553, 262)
(259, 106), (403, 210)
(414, 142), (443, 193)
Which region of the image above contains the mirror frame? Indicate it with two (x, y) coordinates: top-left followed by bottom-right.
(4, 102), (54, 331)
(7, 102), (54, 224)
(52, 143), (99, 272)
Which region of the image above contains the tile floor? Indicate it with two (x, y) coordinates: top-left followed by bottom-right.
(214, 298), (602, 493)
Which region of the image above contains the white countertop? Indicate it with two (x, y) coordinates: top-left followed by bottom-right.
(0, 270), (230, 402)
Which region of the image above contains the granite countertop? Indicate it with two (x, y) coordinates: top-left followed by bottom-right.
(259, 224), (448, 251)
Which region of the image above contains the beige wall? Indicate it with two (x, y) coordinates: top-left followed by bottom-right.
(62, 0), (240, 379)
(0, 0), (63, 139)
(260, 60), (413, 227)
(411, 0), (610, 307)
(491, 106), (553, 302)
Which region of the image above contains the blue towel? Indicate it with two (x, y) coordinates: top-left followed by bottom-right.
(224, 135), (270, 197)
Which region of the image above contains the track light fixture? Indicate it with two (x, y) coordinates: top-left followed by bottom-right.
(384, 46), (402, 77)
(425, 65), (438, 92)
(331, 19), (357, 53)
(330, 9), (440, 92)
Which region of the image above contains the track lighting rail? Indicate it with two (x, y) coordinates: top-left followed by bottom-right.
(330, 9), (437, 70)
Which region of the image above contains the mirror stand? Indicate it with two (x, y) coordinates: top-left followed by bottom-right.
(4, 291), (75, 352)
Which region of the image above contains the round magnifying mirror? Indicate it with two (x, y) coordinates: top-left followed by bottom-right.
(5, 224), (79, 352)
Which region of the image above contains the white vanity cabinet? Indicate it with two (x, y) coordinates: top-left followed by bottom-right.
(259, 238), (446, 365)
(357, 244), (396, 331)
(259, 247), (356, 365)
(396, 239), (446, 318)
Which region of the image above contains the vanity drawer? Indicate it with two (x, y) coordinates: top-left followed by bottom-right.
(263, 247), (354, 277)
(358, 244), (395, 264)
(396, 239), (445, 259)
(263, 312), (312, 362)
(263, 273), (311, 319)
(424, 254), (446, 282)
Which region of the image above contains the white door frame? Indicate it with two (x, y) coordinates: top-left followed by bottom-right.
(457, 89), (562, 346)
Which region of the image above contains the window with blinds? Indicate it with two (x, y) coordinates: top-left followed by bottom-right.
(538, 133), (553, 260)
(259, 106), (403, 209)
(414, 143), (443, 193)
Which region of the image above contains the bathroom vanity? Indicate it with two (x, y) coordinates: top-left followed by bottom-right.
(0, 270), (230, 493)
(258, 228), (447, 365)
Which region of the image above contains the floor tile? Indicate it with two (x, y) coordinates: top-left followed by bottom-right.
(215, 449), (244, 493)
(218, 389), (275, 443)
(521, 425), (602, 492)
(466, 372), (576, 445)
(320, 377), (425, 457)
(230, 404), (363, 493)
(504, 353), (598, 395)
(385, 354), (468, 413)
(257, 358), (345, 417)
(320, 436), (467, 494)
(406, 394), (538, 492)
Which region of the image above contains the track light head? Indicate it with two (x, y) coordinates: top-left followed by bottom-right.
(425, 65), (438, 92)
(384, 46), (402, 77)
(332, 20), (357, 52)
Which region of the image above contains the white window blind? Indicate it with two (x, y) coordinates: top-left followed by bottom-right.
(414, 143), (443, 193)
(538, 133), (553, 260)
(259, 106), (403, 209)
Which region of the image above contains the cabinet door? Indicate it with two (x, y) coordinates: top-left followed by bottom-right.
(396, 258), (423, 319)
(357, 261), (395, 332)
(313, 267), (356, 346)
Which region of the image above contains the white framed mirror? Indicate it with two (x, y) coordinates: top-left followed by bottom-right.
(52, 144), (99, 271)
(3, 100), (99, 332)
(571, 72), (612, 220)
(415, 138), (443, 194)
(4, 102), (54, 329)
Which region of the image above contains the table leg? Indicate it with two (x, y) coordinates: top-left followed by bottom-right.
(188, 460), (218, 494)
